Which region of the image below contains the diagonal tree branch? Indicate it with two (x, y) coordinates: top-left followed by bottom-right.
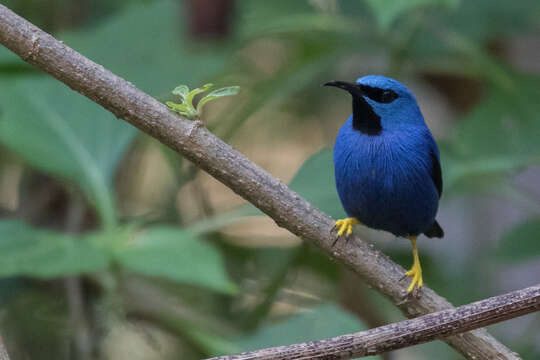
(207, 284), (540, 360)
(0, 5), (520, 359)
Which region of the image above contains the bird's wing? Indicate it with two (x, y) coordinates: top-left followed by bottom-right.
(428, 137), (443, 198)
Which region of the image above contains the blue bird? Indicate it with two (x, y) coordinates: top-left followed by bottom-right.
(325, 75), (443, 293)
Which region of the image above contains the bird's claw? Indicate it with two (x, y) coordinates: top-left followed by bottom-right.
(399, 286), (423, 301)
(404, 262), (423, 293)
(332, 218), (360, 247)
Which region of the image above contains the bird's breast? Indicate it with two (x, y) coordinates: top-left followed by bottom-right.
(333, 122), (439, 237)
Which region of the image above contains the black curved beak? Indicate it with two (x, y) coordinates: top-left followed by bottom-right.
(324, 80), (381, 134)
(324, 81), (363, 96)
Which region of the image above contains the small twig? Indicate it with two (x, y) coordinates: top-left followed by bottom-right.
(0, 336), (10, 360)
(207, 284), (540, 360)
(64, 192), (92, 360)
(65, 277), (92, 360)
(0, 5), (521, 359)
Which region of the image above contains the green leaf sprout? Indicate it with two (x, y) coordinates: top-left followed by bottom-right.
(166, 83), (239, 120)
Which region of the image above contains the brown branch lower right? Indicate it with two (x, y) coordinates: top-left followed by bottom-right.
(208, 284), (539, 360)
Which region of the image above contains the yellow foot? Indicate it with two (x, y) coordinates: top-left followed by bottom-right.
(404, 236), (423, 293)
(332, 217), (361, 246)
(405, 260), (423, 293)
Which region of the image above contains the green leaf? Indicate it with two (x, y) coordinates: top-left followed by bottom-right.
(439, 0), (540, 43)
(442, 74), (540, 194)
(0, 220), (109, 278)
(235, 304), (379, 359)
(197, 86), (240, 113)
(114, 226), (237, 294)
(185, 83), (214, 107)
(0, 77), (135, 228)
(166, 101), (189, 112)
(364, 0), (459, 30)
(168, 83), (238, 120)
(166, 101), (196, 118)
(205, 86), (240, 98)
(289, 148), (346, 220)
(0, 0), (233, 93)
(495, 219), (540, 263)
(58, 2), (230, 96)
(172, 85), (190, 102)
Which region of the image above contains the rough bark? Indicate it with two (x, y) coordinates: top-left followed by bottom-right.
(207, 284), (540, 359)
(0, 5), (522, 359)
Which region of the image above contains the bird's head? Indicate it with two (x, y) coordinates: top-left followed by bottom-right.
(324, 75), (423, 135)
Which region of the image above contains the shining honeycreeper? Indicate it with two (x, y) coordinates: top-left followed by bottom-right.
(325, 75), (444, 293)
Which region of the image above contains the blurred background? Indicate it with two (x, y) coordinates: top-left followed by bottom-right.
(0, 0), (540, 359)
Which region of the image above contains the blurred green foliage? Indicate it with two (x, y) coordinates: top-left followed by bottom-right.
(288, 148), (346, 219)
(0, 220), (109, 277)
(236, 304), (377, 359)
(442, 74), (540, 193)
(0, 77), (135, 227)
(116, 226), (237, 293)
(496, 219), (540, 263)
(1, 0), (540, 359)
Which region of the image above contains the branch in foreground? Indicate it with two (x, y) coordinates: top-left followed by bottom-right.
(207, 284), (540, 360)
(0, 5), (519, 359)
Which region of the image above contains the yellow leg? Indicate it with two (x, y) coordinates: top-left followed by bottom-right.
(333, 217), (361, 238)
(405, 236), (423, 292)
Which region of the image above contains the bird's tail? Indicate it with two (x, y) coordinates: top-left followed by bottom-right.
(424, 220), (444, 238)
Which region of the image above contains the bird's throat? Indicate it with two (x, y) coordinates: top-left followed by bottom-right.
(352, 96), (382, 135)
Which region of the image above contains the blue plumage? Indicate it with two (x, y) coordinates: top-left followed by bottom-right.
(326, 75), (444, 292)
(334, 117), (440, 237)
(330, 75), (443, 238)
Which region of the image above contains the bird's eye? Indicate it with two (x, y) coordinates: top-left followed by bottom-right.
(360, 85), (398, 104)
(380, 90), (397, 103)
